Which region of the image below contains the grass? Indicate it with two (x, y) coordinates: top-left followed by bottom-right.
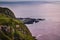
(0, 13), (35, 40)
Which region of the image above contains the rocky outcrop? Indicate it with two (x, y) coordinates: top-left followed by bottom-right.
(0, 7), (16, 18)
(0, 7), (35, 40)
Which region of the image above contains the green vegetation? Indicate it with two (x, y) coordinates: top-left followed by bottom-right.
(0, 7), (35, 40)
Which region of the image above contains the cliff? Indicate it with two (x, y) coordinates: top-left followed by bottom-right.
(0, 7), (35, 40)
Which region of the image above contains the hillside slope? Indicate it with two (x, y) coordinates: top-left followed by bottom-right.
(0, 7), (35, 40)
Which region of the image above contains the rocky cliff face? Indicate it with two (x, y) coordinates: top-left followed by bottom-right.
(0, 7), (35, 40)
(0, 7), (16, 18)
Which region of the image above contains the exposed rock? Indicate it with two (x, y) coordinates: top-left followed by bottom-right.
(0, 7), (16, 18)
(0, 7), (35, 40)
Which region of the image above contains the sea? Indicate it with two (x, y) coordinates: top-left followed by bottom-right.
(0, 1), (60, 40)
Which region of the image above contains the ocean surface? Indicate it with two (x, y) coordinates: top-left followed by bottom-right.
(0, 1), (60, 40)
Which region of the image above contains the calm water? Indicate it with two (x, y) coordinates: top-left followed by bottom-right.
(0, 1), (60, 40)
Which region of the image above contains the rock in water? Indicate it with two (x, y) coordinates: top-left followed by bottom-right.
(0, 7), (35, 40)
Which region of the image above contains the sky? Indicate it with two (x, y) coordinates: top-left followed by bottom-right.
(0, 0), (60, 2)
